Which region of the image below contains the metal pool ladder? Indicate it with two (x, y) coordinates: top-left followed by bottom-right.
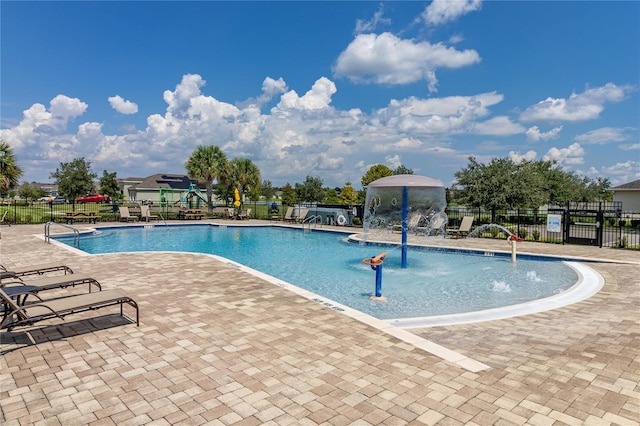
(44, 222), (80, 248)
(303, 215), (322, 231)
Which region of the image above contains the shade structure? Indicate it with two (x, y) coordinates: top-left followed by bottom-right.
(364, 175), (447, 268)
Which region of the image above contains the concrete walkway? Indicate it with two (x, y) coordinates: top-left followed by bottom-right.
(1, 222), (638, 425)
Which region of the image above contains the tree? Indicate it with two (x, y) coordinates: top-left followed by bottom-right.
(361, 164), (392, 190)
(453, 156), (546, 221)
(280, 183), (297, 206)
(99, 170), (122, 202)
(17, 183), (45, 203)
(323, 188), (340, 204)
(0, 139), (23, 197)
(230, 158), (261, 204)
(340, 182), (358, 205)
(50, 157), (97, 208)
(393, 165), (413, 175)
(295, 176), (325, 203)
(185, 145), (228, 212)
(261, 179), (276, 202)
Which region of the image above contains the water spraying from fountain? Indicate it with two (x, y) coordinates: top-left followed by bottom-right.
(363, 175), (447, 268)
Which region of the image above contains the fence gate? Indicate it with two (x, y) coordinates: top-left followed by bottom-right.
(555, 201), (622, 247)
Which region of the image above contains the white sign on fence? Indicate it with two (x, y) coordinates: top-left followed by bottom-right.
(547, 214), (562, 233)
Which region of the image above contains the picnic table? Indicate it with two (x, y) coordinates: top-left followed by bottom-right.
(177, 209), (204, 220)
(64, 212), (99, 224)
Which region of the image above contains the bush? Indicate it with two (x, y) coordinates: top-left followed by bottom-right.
(517, 228), (528, 239)
(532, 229), (540, 241)
(351, 217), (362, 226)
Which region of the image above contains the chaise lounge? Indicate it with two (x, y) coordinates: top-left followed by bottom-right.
(0, 273), (101, 293)
(0, 288), (139, 331)
(119, 206), (139, 222)
(1, 263), (74, 277)
(447, 216), (474, 238)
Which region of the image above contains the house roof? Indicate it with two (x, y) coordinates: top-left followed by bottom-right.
(130, 174), (203, 191)
(612, 179), (640, 190)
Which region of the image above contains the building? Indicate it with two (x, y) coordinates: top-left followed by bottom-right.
(125, 174), (215, 208)
(612, 179), (640, 211)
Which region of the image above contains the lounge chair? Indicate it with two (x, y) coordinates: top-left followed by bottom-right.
(227, 208), (236, 220)
(140, 205), (159, 222)
(0, 288), (139, 331)
(1, 273), (101, 293)
(119, 206), (139, 222)
(0, 211), (9, 226)
(1, 263), (74, 277)
(447, 216), (474, 238)
(238, 208), (251, 220)
(295, 208), (309, 223)
(283, 207), (295, 222)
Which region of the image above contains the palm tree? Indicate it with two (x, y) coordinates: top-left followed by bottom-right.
(230, 158), (261, 205)
(0, 139), (23, 196)
(185, 145), (228, 212)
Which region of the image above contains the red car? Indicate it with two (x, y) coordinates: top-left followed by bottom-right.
(75, 193), (111, 204)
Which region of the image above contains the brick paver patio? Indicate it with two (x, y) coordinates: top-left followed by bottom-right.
(1, 222), (638, 425)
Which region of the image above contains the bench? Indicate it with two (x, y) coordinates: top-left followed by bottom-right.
(64, 214), (99, 224)
(177, 209), (204, 220)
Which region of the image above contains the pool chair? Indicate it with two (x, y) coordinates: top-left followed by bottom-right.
(238, 208), (251, 220)
(1, 263), (74, 278)
(447, 216), (474, 238)
(283, 207), (295, 222)
(119, 206), (139, 222)
(0, 273), (102, 295)
(294, 208), (310, 223)
(140, 205), (159, 222)
(0, 287), (139, 332)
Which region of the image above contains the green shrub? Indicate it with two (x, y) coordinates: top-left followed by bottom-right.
(517, 228), (528, 239)
(352, 217), (362, 226)
(532, 230), (540, 241)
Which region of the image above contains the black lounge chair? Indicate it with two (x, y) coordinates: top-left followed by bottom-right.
(1, 263), (74, 277)
(0, 288), (139, 331)
(0, 273), (101, 294)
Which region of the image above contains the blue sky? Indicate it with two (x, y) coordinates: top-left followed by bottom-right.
(2, 1), (638, 189)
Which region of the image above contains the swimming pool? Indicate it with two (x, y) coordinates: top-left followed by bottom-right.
(54, 225), (591, 323)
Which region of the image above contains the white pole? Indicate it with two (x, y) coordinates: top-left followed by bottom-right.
(511, 238), (517, 262)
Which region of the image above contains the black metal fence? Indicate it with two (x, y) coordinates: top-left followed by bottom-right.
(2, 199), (639, 250)
(445, 202), (640, 249)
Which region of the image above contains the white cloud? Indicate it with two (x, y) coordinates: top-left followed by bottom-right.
(526, 125), (562, 142)
(275, 77), (336, 111)
(333, 32), (480, 92)
(542, 143), (585, 166)
(574, 127), (634, 145)
(508, 150), (537, 164)
(373, 92), (503, 134)
(108, 95), (138, 114)
(423, 0), (483, 25)
(5, 73), (631, 189)
(620, 143), (640, 151)
(355, 3), (390, 34)
(520, 83), (634, 122)
(473, 116), (526, 136)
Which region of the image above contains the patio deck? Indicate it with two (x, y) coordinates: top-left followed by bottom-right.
(1, 223), (638, 425)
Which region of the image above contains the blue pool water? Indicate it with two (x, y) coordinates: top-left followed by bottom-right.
(55, 225), (579, 320)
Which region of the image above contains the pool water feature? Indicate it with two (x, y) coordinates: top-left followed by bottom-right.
(54, 225), (586, 323)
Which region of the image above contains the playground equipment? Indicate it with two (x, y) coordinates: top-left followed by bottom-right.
(362, 253), (387, 301)
(364, 175), (447, 268)
(159, 183), (208, 214)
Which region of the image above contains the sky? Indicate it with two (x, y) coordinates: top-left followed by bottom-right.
(1, 1), (639, 190)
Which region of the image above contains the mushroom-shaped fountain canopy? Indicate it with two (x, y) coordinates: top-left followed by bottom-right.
(367, 174), (444, 188)
(364, 174), (447, 233)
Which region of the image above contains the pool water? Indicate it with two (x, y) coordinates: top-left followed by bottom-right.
(56, 225), (579, 320)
